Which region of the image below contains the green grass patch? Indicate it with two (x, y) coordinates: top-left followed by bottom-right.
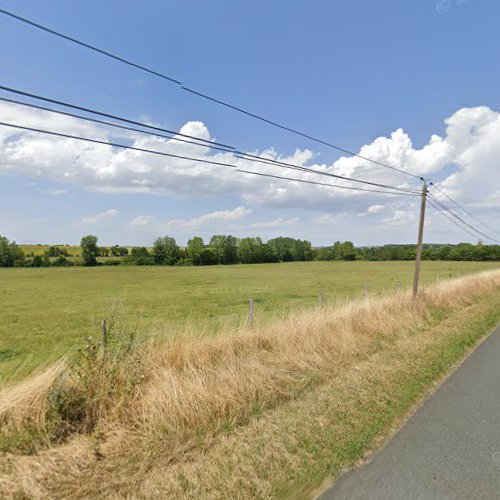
(1, 261), (499, 383)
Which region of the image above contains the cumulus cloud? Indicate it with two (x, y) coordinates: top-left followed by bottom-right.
(81, 209), (118, 224)
(1, 100), (500, 241)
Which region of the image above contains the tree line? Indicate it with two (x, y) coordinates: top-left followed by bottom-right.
(1, 233), (500, 268)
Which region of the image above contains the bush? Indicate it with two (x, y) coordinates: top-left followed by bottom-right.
(47, 323), (143, 439)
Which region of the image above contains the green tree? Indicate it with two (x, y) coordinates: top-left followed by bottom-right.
(0, 235), (25, 267)
(238, 237), (265, 264)
(187, 236), (205, 265)
(126, 247), (153, 265)
(152, 236), (179, 265)
(111, 245), (128, 257)
(80, 235), (99, 266)
(210, 235), (238, 264)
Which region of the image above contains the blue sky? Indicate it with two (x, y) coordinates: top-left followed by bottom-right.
(1, 0), (500, 246)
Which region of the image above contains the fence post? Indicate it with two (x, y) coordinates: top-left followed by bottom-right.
(395, 280), (401, 292)
(100, 319), (107, 351)
(319, 291), (324, 307)
(364, 285), (369, 300)
(248, 299), (254, 328)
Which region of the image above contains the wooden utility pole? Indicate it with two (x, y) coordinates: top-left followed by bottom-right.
(412, 181), (428, 301)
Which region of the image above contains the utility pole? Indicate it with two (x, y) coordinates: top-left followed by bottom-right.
(412, 180), (428, 301)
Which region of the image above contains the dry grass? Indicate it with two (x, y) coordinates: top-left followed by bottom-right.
(0, 361), (66, 431)
(1, 270), (500, 498)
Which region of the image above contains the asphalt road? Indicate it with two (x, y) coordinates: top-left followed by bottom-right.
(321, 325), (500, 500)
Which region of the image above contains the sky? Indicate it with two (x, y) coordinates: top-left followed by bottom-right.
(1, 0), (499, 246)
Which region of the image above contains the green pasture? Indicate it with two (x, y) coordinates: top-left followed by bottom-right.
(1, 261), (498, 383)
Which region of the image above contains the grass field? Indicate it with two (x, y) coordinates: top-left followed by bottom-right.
(1, 261), (499, 383)
(19, 245), (81, 257)
(2, 268), (500, 497)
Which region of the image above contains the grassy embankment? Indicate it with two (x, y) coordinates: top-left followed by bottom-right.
(1, 269), (500, 498)
(1, 261), (499, 382)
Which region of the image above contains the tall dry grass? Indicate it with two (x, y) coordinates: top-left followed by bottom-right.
(0, 361), (66, 431)
(1, 269), (500, 497)
(129, 270), (500, 458)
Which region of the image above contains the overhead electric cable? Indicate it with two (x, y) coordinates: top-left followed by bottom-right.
(0, 120), (421, 198)
(236, 169), (419, 196)
(0, 92), (418, 195)
(430, 183), (499, 236)
(0, 7), (182, 85)
(0, 84), (234, 149)
(0, 121), (240, 169)
(427, 198), (483, 241)
(428, 193), (499, 244)
(0, 95), (237, 154)
(0, 7), (423, 181)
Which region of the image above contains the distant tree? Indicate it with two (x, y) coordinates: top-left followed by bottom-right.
(31, 255), (43, 268)
(52, 256), (73, 267)
(111, 245), (129, 257)
(187, 236), (205, 265)
(238, 237), (265, 264)
(152, 236), (179, 265)
(127, 247), (153, 265)
(45, 246), (69, 257)
(332, 241), (356, 261)
(199, 247), (217, 265)
(99, 247), (110, 257)
(267, 237), (293, 262)
(266, 237), (313, 262)
(0, 235), (25, 267)
(210, 235), (238, 264)
(315, 247), (335, 261)
(80, 235), (99, 266)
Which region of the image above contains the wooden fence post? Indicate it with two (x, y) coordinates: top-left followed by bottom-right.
(100, 319), (107, 351)
(364, 285), (369, 300)
(248, 299), (254, 328)
(319, 291), (324, 307)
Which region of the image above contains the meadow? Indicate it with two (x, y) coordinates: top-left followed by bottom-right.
(1, 260), (499, 383)
(2, 267), (500, 497)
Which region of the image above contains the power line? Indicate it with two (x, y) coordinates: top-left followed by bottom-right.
(236, 169), (419, 196)
(0, 7), (423, 181)
(0, 91), (419, 195)
(234, 153), (420, 194)
(430, 183), (499, 236)
(427, 197), (483, 241)
(0, 84), (234, 149)
(428, 193), (500, 244)
(0, 120), (421, 198)
(181, 86), (423, 180)
(0, 7), (182, 85)
(0, 95), (237, 154)
(0, 121), (241, 169)
(428, 193), (499, 243)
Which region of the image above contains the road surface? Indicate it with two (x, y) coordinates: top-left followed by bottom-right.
(321, 325), (500, 499)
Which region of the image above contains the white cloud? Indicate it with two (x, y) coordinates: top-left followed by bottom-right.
(130, 215), (155, 226)
(1, 100), (500, 244)
(251, 217), (299, 229)
(81, 209), (118, 224)
(359, 204), (385, 216)
(43, 189), (67, 196)
(166, 206), (251, 230)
